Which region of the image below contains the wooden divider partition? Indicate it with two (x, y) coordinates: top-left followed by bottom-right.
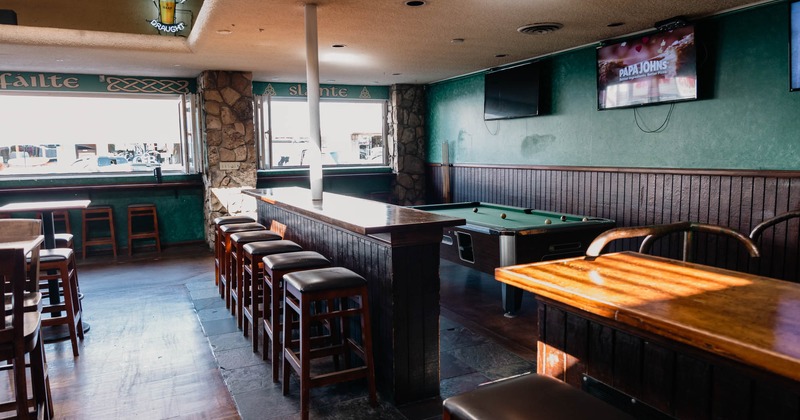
(427, 164), (800, 283)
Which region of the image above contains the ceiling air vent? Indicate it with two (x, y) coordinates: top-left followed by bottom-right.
(517, 23), (563, 35)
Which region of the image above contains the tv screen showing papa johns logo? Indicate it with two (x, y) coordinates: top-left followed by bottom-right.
(597, 26), (697, 110)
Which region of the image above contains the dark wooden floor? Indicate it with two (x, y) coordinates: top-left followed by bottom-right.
(0, 245), (538, 419)
(35, 245), (237, 419)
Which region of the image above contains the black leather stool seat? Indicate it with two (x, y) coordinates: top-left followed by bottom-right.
(243, 240), (302, 256)
(229, 230), (284, 327)
(219, 222), (266, 234)
(283, 266), (366, 293)
(262, 251), (330, 272)
(442, 373), (634, 420)
(213, 215), (255, 226)
(229, 230), (282, 243)
(55, 233), (74, 248)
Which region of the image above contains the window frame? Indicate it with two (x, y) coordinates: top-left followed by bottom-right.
(256, 94), (388, 170)
(0, 90), (200, 178)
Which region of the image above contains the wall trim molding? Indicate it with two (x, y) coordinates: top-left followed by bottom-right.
(427, 163), (800, 178)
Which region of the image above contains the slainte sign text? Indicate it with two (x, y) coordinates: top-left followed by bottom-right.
(288, 84), (349, 98)
(0, 73), (79, 90)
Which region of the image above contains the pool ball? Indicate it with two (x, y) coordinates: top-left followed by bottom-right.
(560, 215), (567, 221)
(544, 218), (552, 224)
(473, 207), (478, 213)
(501, 213), (507, 219)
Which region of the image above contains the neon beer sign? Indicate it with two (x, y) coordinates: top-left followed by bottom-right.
(151, 0), (186, 33)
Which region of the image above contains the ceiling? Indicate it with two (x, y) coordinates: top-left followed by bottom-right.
(0, 0), (771, 85)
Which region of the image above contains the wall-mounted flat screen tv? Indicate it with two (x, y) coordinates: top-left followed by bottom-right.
(597, 25), (697, 110)
(484, 62), (540, 120)
(791, 0), (800, 91)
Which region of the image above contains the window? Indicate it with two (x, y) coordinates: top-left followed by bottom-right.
(0, 92), (200, 177)
(257, 97), (387, 168)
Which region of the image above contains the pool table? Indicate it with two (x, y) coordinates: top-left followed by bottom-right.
(413, 202), (615, 316)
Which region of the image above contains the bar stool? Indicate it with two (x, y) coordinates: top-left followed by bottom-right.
(259, 250), (330, 380)
(282, 267), (377, 420)
(127, 204), (161, 255)
(81, 206), (117, 259)
(228, 230), (283, 327)
(213, 216), (255, 287)
(240, 242), (307, 354)
(34, 248), (84, 357)
(218, 222), (266, 307)
(442, 373), (634, 420)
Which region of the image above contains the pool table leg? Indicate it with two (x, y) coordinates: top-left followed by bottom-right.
(502, 284), (523, 317)
(499, 234), (522, 317)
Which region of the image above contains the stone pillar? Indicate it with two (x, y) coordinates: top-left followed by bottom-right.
(198, 71), (258, 248)
(389, 84), (426, 205)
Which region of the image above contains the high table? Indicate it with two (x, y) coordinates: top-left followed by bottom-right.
(243, 187), (465, 404)
(0, 200), (91, 341)
(495, 251), (800, 419)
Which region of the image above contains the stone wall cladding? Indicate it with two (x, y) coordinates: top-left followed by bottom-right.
(199, 71), (258, 247)
(390, 84), (426, 206)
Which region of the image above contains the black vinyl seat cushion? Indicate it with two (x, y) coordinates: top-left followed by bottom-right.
(442, 373), (634, 420)
(230, 230), (282, 244)
(284, 267), (366, 293)
(219, 222), (266, 234)
(213, 215), (256, 226)
(263, 251), (330, 272)
(243, 240), (303, 257)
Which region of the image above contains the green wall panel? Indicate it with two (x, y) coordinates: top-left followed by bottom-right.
(427, 3), (800, 170)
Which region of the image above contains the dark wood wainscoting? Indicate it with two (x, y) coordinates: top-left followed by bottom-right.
(427, 164), (800, 282)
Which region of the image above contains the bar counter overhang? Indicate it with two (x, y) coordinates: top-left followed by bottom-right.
(243, 187), (465, 404)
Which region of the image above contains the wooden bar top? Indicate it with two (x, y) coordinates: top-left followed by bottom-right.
(495, 251), (800, 383)
(243, 187), (465, 236)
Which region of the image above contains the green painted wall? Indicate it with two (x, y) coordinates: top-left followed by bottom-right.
(427, 3), (800, 170)
(0, 175), (205, 251)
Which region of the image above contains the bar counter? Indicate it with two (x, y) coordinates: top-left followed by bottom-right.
(243, 187), (465, 404)
(495, 251), (800, 418)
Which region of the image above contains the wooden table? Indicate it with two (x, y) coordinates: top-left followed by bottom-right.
(0, 200), (91, 341)
(0, 199), (90, 249)
(495, 251), (800, 419)
(243, 187), (465, 404)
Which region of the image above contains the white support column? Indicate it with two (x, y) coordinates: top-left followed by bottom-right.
(305, 3), (323, 201)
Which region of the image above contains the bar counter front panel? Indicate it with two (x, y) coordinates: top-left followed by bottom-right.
(244, 188), (465, 404)
(496, 252), (800, 419)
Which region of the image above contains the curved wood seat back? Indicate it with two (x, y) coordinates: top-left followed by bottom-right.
(586, 222), (760, 264)
(749, 210), (800, 243)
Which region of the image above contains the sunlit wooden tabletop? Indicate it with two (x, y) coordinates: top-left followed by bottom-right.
(495, 251), (800, 383)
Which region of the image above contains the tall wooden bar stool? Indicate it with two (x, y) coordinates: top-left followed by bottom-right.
(282, 267), (377, 420)
(442, 373), (634, 420)
(213, 215), (255, 287)
(81, 206), (117, 259)
(127, 204), (161, 255)
(228, 230), (283, 327)
(218, 222), (266, 307)
(259, 250), (330, 380)
(240, 241), (306, 353)
(35, 248), (84, 357)
(0, 248), (53, 420)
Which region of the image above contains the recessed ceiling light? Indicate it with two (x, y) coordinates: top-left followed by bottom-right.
(217, 29), (232, 35)
(607, 22), (625, 27)
(392, 73), (402, 76)
(173, 64), (181, 67)
(495, 54), (508, 58)
(517, 23), (563, 35)
(332, 44), (346, 48)
(405, 1), (426, 6)
(451, 38), (465, 44)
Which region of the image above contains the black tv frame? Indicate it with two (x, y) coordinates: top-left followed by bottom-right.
(483, 62), (541, 121)
(596, 25), (698, 110)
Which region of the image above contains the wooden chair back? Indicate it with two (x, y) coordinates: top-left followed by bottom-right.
(0, 248), (26, 340)
(586, 221), (760, 263)
(0, 219), (40, 243)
